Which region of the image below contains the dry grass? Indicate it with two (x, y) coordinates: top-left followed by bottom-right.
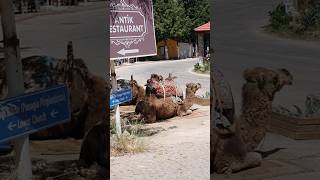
(111, 131), (146, 156)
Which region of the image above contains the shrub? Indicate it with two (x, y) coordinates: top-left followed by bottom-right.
(268, 3), (293, 30)
(298, 1), (320, 30)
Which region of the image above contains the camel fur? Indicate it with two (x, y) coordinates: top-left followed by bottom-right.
(212, 67), (293, 174)
(134, 81), (206, 123)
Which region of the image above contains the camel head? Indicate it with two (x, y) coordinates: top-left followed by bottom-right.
(186, 82), (201, 97)
(145, 79), (157, 96)
(129, 75), (142, 98)
(243, 67), (293, 100)
(150, 73), (163, 82)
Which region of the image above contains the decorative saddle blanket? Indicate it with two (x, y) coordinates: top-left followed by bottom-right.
(151, 79), (183, 98)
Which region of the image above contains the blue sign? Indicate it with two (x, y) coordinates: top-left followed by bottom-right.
(110, 88), (132, 107)
(0, 85), (71, 143)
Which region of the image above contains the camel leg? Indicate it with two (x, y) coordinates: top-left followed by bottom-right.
(230, 152), (262, 173)
(178, 109), (192, 117)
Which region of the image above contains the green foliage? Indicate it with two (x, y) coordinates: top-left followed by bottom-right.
(193, 60), (209, 74)
(154, 0), (209, 42)
(266, 1), (320, 39)
(298, 1), (320, 30)
(268, 3), (293, 30)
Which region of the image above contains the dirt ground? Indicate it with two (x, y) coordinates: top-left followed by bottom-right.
(110, 105), (210, 180)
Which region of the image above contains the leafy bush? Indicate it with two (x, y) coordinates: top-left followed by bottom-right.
(268, 3), (293, 30)
(266, 1), (320, 39)
(298, 1), (320, 30)
(193, 61), (209, 74)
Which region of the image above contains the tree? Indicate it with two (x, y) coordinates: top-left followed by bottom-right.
(179, 0), (210, 42)
(154, 0), (192, 42)
(153, 0), (209, 42)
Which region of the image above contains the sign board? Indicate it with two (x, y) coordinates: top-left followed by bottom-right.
(110, 88), (133, 107)
(110, 0), (157, 59)
(0, 85), (71, 143)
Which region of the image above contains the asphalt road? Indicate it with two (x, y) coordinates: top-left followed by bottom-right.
(0, 3), (106, 77)
(115, 58), (210, 97)
(212, 0), (320, 111)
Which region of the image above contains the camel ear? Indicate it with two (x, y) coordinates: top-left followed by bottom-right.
(186, 83), (191, 88)
(197, 83), (201, 89)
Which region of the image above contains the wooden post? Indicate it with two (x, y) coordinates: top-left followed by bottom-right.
(0, 0), (32, 179)
(110, 60), (121, 136)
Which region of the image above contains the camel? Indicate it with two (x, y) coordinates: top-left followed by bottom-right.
(0, 42), (105, 140)
(134, 80), (208, 123)
(212, 67), (293, 174)
(128, 75), (145, 105)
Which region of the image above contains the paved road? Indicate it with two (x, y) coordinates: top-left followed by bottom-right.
(213, 0), (320, 111)
(116, 58), (210, 96)
(0, 2), (106, 77)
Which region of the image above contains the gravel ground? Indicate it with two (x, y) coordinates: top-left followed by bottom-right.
(110, 105), (210, 180)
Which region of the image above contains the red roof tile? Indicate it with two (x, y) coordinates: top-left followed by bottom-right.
(194, 22), (210, 32)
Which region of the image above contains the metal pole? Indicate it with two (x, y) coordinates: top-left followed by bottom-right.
(110, 60), (122, 136)
(0, 0), (32, 179)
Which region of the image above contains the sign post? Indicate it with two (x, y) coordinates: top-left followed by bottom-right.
(0, 0), (32, 179)
(0, 85), (71, 144)
(110, 0), (157, 137)
(110, 60), (122, 136)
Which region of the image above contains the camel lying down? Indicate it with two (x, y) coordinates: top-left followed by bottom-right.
(212, 67), (293, 174)
(134, 82), (209, 123)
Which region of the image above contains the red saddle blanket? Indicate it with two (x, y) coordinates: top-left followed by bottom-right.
(151, 80), (183, 97)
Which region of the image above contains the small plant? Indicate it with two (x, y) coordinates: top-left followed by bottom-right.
(111, 131), (146, 156)
(193, 61), (210, 74)
(298, 1), (320, 30)
(194, 62), (201, 71)
(265, 1), (320, 39)
(268, 3), (293, 30)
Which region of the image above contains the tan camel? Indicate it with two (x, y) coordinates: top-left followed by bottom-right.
(134, 81), (207, 123)
(212, 67), (293, 174)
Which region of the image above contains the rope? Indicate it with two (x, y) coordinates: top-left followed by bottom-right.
(160, 82), (166, 102)
(175, 83), (178, 98)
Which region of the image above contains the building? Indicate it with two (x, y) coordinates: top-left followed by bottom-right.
(157, 39), (193, 60)
(194, 22), (210, 58)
